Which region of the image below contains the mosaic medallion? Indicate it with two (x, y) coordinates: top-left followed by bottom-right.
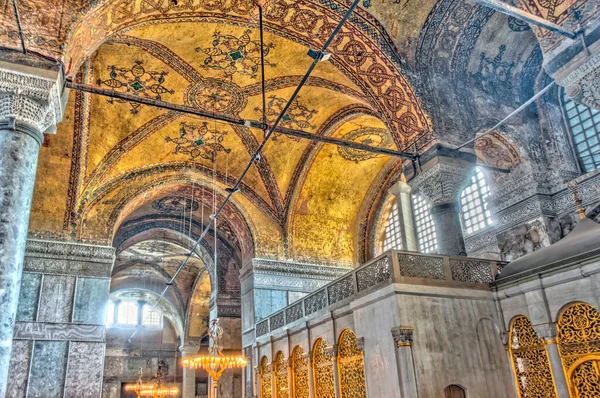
(152, 196), (200, 213)
(186, 78), (246, 114)
(338, 127), (392, 162)
(165, 122), (231, 161)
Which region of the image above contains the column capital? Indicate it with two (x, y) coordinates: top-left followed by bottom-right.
(560, 52), (600, 111)
(409, 146), (476, 206)
(533, 322), (558, 342)
(0, 60), (66, 137)
(179, 344), (199, 357)
(391, 326), (414, 348)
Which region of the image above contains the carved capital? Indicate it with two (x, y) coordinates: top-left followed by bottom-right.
(356, 337), (365, 352)
(179, 344), (199, 357)
(391, 326), (413, 348)
(561, 52), (600, 112)
(409, 160), (474, 206)
(532, 323), (557, 342)
(0, 63), (65, 135)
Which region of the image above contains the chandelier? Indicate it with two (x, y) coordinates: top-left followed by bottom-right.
(125, 362), (179, 398)
(182, 318), (247, 397)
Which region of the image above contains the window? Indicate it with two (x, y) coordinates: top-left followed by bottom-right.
(106, 302), (115, 326)
(460, 167), (493, 235)
(117, 301), (139, 325)
(141, 304), (162, 326)
(562, 91), (600, 172)
(382, 202), (403, 252)
(412, 195), (438, 253)
(444, 385), (466, 398)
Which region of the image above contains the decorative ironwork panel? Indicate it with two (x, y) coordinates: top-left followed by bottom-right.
(292, 346), (309, 398)
(275, 351), (289, 398)
(557, 302), (600, 370)
(356, 256), (390, 291)
(270, 311), (285, 331)
(327, 276), (354, 305)
(509, 316), (557, 398)
(570, 359), (600, 397)
(397, 253), (445, 280)
(256, 320), (269, 337)
(304, 290), (327, 316)
(338, 330), (367, 398)
(286, 301), (304, 324)
(313, 339), (335, 398)
(449, 259), (492, 283)
(260, 357), (272, 398)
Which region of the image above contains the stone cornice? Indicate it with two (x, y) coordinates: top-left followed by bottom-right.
(25, 239), (116, 263)
(242, 258), (350, 281)
(0, 63), (65, 134)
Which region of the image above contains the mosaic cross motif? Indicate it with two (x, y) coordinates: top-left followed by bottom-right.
(196, 29), (275, 80)
(256, 95), (317, 141)
(165, 122), (231, 161)
(338, 127), (392, 162)
(97, 61), (174, 114)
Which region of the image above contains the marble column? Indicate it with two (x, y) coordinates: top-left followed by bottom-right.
(0, 61), (65, 396)
(389, 182), (417, 251)
(180, 344), (199, 398)
(533, 324), (570, 398)
(392, 327), (418, 398)
(330, 346), (341, 398)
(408, 145), (476, 255)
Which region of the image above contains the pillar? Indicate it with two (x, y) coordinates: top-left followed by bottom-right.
(306, 354), (315, 398)
(330, 346), (341, 398)
(533, 324), (570, 398)
(0, 59), (65, 396)
(180, 345), (199, 398)
(391, 327), (418, 398)
(389, 182), (417, 251)
(408, 145), (476, 255)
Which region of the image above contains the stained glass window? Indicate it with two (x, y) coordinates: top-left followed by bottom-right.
(141, 303), (161, 326)
(460, 167), (493, 234)
(382, 202), (403, 252)
(117, 301), (139, 326)
(562, 91), (600, 172)
(412, 195), (438, 253)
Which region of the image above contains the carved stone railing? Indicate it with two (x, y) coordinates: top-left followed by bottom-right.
(255, 250), (505, 338)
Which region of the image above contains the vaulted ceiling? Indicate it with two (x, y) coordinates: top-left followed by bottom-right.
(13, 0), (585, 265)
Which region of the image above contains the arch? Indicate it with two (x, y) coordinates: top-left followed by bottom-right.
(508, 316), (557, 398)
(337, 329), (367, 398)
(444, 384), (466, 398)
(312, 338), (335, 398)
(260, 356), (273, 398)
(291, 346), (309, 398)
(556, 301), (600, 395)
(275, 351), (289, 398)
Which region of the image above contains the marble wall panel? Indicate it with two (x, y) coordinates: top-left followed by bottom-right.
(6, 340), (33, 398)
(28, 341), (68, 398)
(16, 273), (41, 321)
(64, 342), (105, 398)
(72, 278), (110, 324)
(254, 289), (287, 321)
(37, 275), (75, 323)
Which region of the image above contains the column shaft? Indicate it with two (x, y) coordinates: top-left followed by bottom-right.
(546, 342), (570, 398)
(0, 125), (42, 396)
(430, 203), (466, 256)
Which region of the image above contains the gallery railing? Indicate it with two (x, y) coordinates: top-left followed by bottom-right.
(255, 250), (506, 338)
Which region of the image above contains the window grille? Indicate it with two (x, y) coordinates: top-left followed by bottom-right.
(412, 195), (438, 253)
(142, 304), (161, 326)
(117, 301), (138, 326)
(382, 202), (403, 252)
(460, 167), (493, 234)
(562, 91), (600, 172)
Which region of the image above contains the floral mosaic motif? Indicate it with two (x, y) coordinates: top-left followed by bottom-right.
(257, 95), (318, 140)
(292, 347), (309, 398)
(509, 316), (557, 398)
(96, 61), (174, 114)
(557, 302), (600, 372)
(472, 45), (515, 96)
(165, 122), (231, 161)
(313, 339), (335, 398)
(338, 127), (392, 162)
(338, 330), (367, 398)
(196, 29), (275, 79)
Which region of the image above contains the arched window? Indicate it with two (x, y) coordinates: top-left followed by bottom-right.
(508, 316), (557, 397)
(141, 303), (161, 326)
(562, 92), (600, 172)
(291, 346), (309, 398)
(106, 301), (115, 326)
(444, 385), (466, 398)
(382, 202), (403, 252)
(412, 195), (438, 253)
(260, 356), (272, 398)
(337, 330), (366, 398)
(557, 302), (600, 396)
(460, 167), (493, 234)
(275, 351), (289, 398)
(312, 339), (335, 398)
(117, 301), (138, 326)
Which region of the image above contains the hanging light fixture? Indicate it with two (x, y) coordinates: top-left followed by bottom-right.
(182, 318), (247, 397)
(124, 364), (179, 398)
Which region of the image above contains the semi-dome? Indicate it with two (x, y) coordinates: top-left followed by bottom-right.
(497, 218), (600, 281)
